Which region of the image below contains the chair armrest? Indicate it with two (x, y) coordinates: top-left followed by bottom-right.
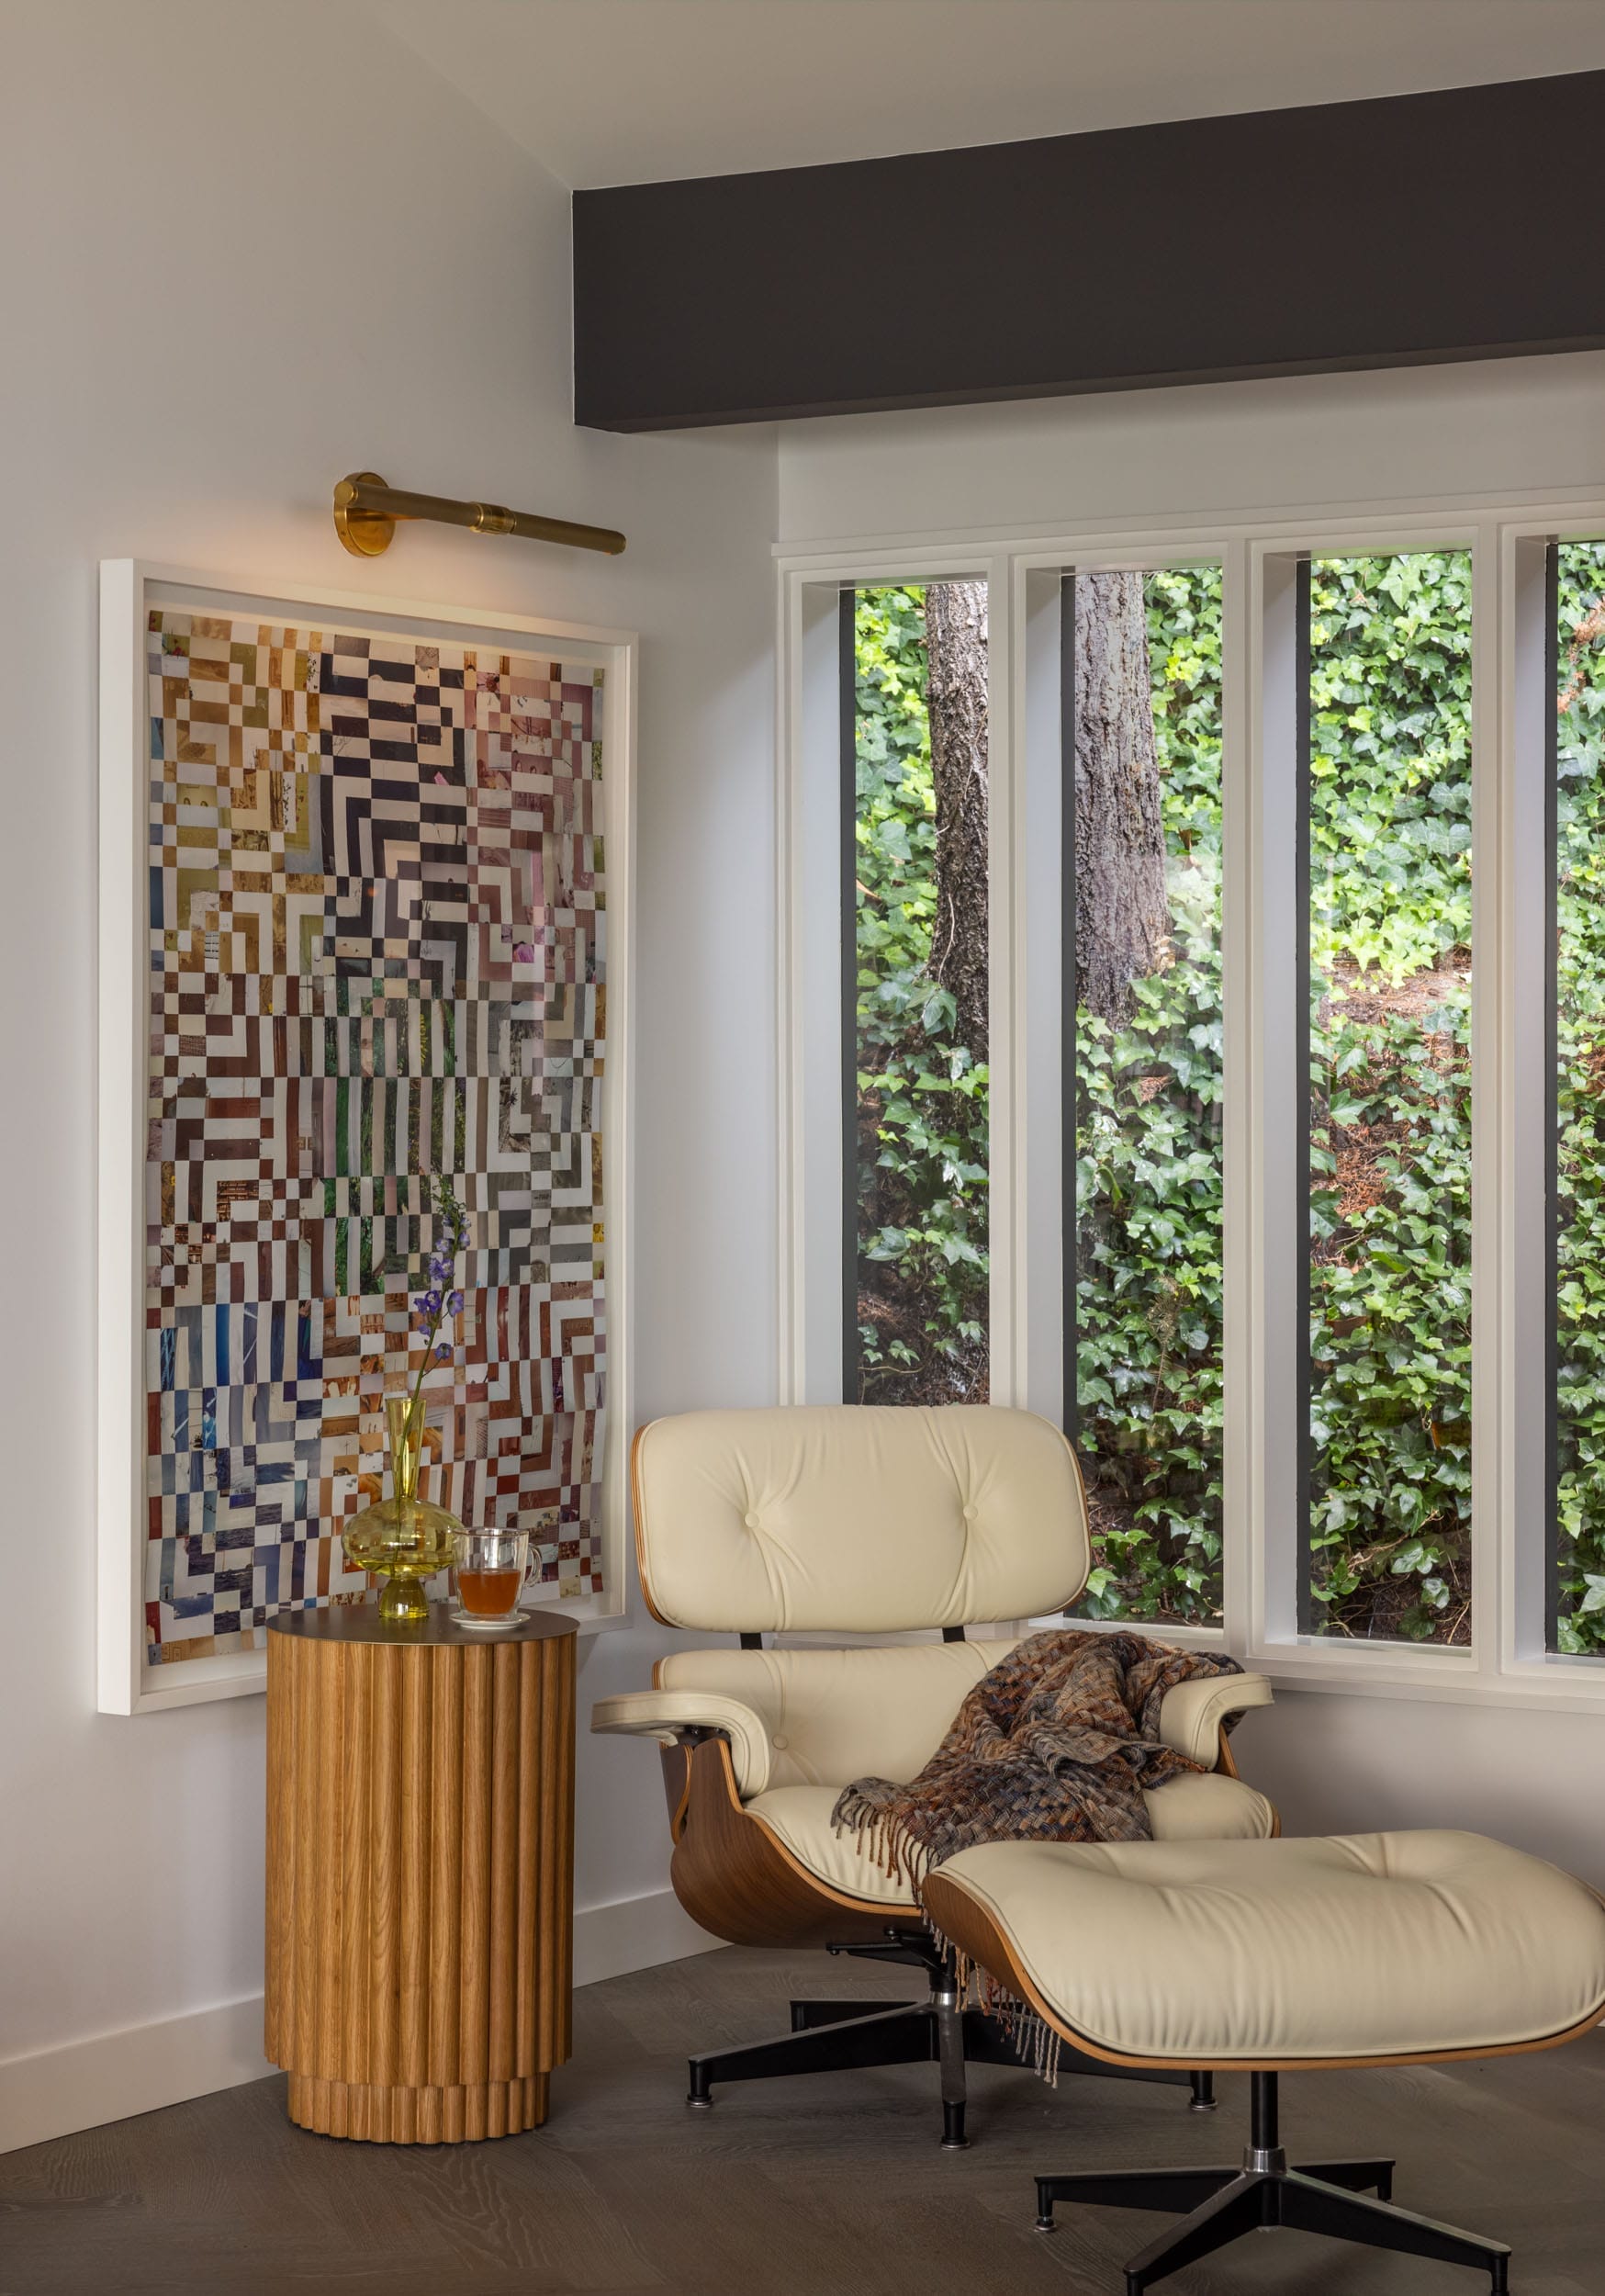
(1157, 1672), (1274, 1768)
(590, 1691), (772, 1799)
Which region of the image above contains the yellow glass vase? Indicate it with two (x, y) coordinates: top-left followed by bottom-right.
(342, 1394), (460, 1626)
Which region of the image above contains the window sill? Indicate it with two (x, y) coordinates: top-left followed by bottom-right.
(1248, 1638), (1605, 1715)
(1062, 1620), (1605, 1712)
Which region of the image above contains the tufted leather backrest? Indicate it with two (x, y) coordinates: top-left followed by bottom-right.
(632, 1404), (1088, 1633)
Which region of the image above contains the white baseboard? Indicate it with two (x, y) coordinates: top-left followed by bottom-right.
(0, 1995), (272, 2158)
(573, 1883), (724, 1987)
(0, 1886), (722, 2155)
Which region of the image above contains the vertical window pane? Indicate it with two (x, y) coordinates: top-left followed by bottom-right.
(848, 585), (989, 1404)
(1071, 568), (1224, 1626)
(1304, 552), (1473, 1643)
(1553, 542), (1605, 1655)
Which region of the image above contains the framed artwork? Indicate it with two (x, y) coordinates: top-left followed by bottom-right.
(97, 563), (634, 1714)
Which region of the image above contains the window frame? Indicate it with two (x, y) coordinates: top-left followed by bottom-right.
(776, 495), (1605, 1713)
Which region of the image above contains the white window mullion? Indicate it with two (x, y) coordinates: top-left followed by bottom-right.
(1245, 547), (1305, 1659)
(986, 557), (1021, 1406)
(1500, 530), (1559, 1673)
(778, 575), (851, 1404)
(1219, 538), (1254, 1651)
(1011, 561), (1070, 1422)
(1470, 520), (1507, 1684)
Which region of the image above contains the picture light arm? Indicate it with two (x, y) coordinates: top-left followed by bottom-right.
(332, 471), (625, 558)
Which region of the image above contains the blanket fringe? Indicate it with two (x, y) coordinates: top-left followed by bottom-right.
(835, 1793), (935, 1895)
(831, 1807), (1063, 2087)
(921, 1922), (1062, 2088)
(979, 1968), (1062, 2088)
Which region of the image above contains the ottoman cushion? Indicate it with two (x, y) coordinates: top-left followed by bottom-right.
(926, 1829), (1605, 2065)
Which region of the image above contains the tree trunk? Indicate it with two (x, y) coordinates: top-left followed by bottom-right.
(1074, 573), (1171, 1025)
(925, 580), (989, 1063)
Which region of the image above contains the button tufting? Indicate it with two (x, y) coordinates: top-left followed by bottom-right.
(744, 1510), (759, 1527)
(962, 1502), (978, 1521)
(772, 1733), (788, 1750)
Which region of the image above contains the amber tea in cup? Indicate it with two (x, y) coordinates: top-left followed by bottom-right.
(451, 1528), (531, 1628)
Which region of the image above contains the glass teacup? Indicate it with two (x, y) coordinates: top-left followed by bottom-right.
(451, 1527), (531, 1629)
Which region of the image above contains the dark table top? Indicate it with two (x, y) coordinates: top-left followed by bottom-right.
(266, 1601), (578, 1648)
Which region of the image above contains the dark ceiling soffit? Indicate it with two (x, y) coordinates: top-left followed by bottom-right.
(572, 71), (1605, 433)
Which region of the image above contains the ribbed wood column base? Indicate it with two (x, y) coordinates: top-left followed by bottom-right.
(286, 2071), (549, 2144)
(265, 1605), (576, 2147)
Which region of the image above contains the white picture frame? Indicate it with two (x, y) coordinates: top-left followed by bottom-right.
(97, 560), (635, 1714)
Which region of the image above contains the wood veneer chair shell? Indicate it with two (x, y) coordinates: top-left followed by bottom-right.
(668, 1736), (899, 1949)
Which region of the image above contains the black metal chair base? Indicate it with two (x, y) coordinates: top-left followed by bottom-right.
(684, 1928), (1211, 2147)
(1035, 2073), (1510, 2293)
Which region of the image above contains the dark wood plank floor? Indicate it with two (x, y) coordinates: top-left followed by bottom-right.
(3, 1945), (1601, 2295)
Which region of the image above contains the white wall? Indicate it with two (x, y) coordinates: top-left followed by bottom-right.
(1229, 1691), (1605, 1891)
(780, 352), (1605, 1894)
(0, 0), (775, 2147)
(779, 350), (1605, 544)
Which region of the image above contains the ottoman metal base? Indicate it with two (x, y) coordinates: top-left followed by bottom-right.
(1035, 2073), (1510, 2294)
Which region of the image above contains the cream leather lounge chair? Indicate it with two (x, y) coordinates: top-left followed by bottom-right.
(592, 1403), (1275, 2144)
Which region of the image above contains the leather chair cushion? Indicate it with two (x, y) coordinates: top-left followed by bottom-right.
(930, 1830), (1605, 2062)
(634, 1405), (1089, 1632)
(746, 1773), (1277, 1909)
(657, 1641), (1010, 1794)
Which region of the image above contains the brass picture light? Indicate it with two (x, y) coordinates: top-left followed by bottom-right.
(332, 471), (625, 558)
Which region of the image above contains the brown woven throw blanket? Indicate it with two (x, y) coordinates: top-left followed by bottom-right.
(831, 1629), (1243, 1888)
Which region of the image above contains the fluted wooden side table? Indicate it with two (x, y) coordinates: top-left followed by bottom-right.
(264, 1604), (576, 2144)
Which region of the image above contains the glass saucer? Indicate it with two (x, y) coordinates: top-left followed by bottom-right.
(453, 1609), (523, 1632)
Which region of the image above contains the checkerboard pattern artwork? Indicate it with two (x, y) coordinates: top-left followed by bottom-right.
(142, 611), (608, 1665)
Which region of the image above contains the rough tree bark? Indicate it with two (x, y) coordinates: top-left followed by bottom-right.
(1074, 572), (1172, 1024)
(925, 580), (990, 1064)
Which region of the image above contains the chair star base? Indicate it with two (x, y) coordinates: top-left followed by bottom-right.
(1034, 2074), (1509, 2294)
(683, 1932), (1210, 2147)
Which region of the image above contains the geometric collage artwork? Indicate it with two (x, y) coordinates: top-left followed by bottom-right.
(142, 611), (608, 1664)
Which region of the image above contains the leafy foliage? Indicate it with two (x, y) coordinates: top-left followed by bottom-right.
(851, 588), (989, 1402)
(1302, 555), (1475, 1641)
(1555, 543), (1605, 1652)
(1072, 569), (1225, 1625)
(851, 552), (1605, 1651)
